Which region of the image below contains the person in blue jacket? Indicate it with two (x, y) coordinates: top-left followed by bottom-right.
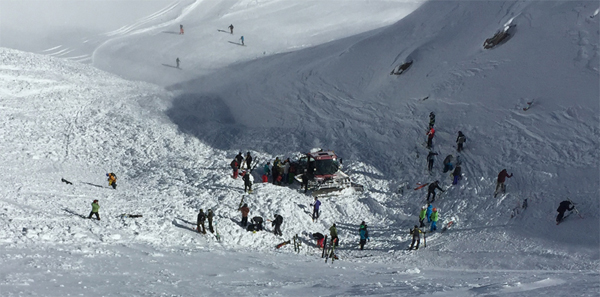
(311, 197), (321, 222)
(359, 221), (370, 250)
(426, 204), (433, 223)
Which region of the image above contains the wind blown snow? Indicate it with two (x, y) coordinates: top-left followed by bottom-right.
(0, 0), (598, 296)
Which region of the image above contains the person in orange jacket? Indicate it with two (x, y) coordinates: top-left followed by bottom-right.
(106, 173), (117, 189)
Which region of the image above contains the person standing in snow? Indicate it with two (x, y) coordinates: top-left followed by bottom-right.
(426, 204), (433, 223)
(88, 199), (100, 220)
(176, 57), (180, 68)
(283, 159), (290, 184)
(494, 169), (513, 197)
(456, 131), (466, 152)
(426, 127), (435, 149)
(244, 152), (253, 170)
(242, 170), (253, 193)
(240, 36), (244, 46)
(197, 209), (206, 234)
(228, 24), (234, 34)
(556, 200), (575, 224)
(359, 221), (370, 250)
(271, 214), (283, 236)
(329, 223), (339, 247)
(427, 151), (438, 172)
(106, 173), (117, 189)
(301, 170), (309, 193)
(430, 208), (439, 232)
(311, 197), (321, 222)
(179, 24), (184, 35)
(427, 180), (444, 203)
(429, 112), (436, 129)
(238, 203), (249, 227)
(409, 225), (422, 250)
(207, 209), (215, 233)
(235, 152), (244, 170)
(452, 165), (462, 185)
(419, 206), (427, 227)
(263, 162), (271, 177)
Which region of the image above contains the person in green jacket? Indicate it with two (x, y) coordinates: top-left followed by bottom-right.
(88, 199), (100, 220)
(329, 223), (339, 247)
(430, 208), (439, 232)
(419, 206), (427, 227)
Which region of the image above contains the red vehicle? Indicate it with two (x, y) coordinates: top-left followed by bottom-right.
(294, 149), (361, 194)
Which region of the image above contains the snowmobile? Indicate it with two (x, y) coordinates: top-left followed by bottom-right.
(294, 149), (363, 195)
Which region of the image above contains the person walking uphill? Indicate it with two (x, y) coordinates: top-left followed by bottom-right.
(197, 209), (206, 234)
(427, 181), (444, 203)
(271, 214), (283, 236)
(311, 197), (321, 222)
(107, 173), (117, 189)
(329, 223), (339, 247)
(239, 203), (249, 227)
(207, 209), (215, 233)
(88, 200), (100, 220)
(228, 24), (234, 34)
(556, 200), (575, 224)
(430, 208), (439, 232)
(494, 169), (513, 197)
(359, 221), (370, 250)
(179, 24), (184, 35)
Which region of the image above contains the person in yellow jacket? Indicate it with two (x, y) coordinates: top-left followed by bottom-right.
(107, 173), (117, 189)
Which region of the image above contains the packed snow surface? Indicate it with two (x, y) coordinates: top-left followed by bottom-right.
(0, 0), (598, 296)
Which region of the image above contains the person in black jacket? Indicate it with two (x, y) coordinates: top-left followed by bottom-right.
(556, 200), (575, 224)
(452, 166), (462, 185)
(207, 209), (215, 233)
(427, 151), (438, 172)
(427, 181), (444, 203)
(235, 152), (244, 170)
(242, 171), (252, 193)
(271, 214), (283, 236)
(197, 209), (206, 234)
(244, 152), (253, 169)
(456, 131), (466, 152)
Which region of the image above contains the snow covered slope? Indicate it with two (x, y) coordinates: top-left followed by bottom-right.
(0, 0), (598, 295)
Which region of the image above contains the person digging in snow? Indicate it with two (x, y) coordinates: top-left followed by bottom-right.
(88, 199), (100, 220)
(271, 214), (283, 236)
(494, 169), (513, 197)
(556, 200), (575, 224)
(427, 180), (444, 203)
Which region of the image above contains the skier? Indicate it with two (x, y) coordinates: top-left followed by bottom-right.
(419, 206), (427, 227)
(426, 127), (435, 149)
(311, 197), (321, 222)
(179, 24), (184, 35)
(228, 24), (234, 34)
(176, 57), (180, 68)
(312, 232), (325, 248)
(329, 223), (339, 247)
(235, 152), (244, 170)
(231, 159), (239, 179)
(452, 165), (462, 185)
(359, 221), (370, 250)
(242, 170), (253, 193)
(271, 214), (283, 236)
(494, 169), (513, 197)
(409, 225), (422, 250)
(429, 112), (436, 129)
(427, 151), (438, 172)
(456, 131), (466, 152)
(197, 209), (206, 234)
(443, 155), (454, 173)
(207, 209), (214, 233)
(106, 173), (117, 189)
(430, 208), (439, 232)
(426, 204), (433, 223)
(556, 200), (575, 224)
(88, 199), (100, 220)
(244, 152), (253, 169)
(240, 36), (244, 45)
(238, 203), (249, 227)
(301, 171), (309, 193)
(427, 180), (444, 203)
(251, 216), (263, 231)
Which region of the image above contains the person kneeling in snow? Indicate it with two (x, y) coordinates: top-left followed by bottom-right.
(312, 232), (325, 248)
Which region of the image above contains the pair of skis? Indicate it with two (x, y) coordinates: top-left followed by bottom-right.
(325, 238), (338, 263)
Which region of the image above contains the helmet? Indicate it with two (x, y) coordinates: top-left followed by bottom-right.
(93, 199), (98, 202)
(433, 208), (437, 212)
(421, 206), (426, 210)
(106, 173), (109, 176)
